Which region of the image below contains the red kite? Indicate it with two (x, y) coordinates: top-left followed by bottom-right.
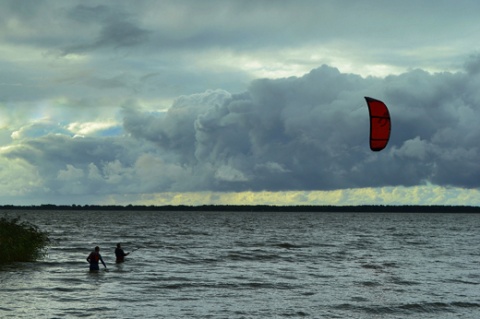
(365, 97), (391, 151)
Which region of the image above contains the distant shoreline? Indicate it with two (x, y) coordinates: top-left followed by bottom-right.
(1, 204), (479, 213)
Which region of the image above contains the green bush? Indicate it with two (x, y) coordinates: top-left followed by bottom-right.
(0, 216), (50, 263)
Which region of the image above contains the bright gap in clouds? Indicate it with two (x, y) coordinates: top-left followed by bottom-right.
(68, 120), (120, 137)
(104, 186), (480, 207)
(237, 55), (417, 81)
(219, 43), (465, 81)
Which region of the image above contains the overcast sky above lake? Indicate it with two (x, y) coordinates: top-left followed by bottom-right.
(2, 0), (480, 206)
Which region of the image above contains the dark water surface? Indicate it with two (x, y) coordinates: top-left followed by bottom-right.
(1, 210), (479, 318)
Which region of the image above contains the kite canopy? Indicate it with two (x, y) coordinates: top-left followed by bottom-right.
(365, 97), (391, 151)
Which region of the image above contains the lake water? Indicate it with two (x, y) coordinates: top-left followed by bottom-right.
(1, 210), (479, 318)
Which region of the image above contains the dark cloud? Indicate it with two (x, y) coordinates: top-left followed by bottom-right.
(62, 19), (151, 55)
(58, 3), (151, 56)
(2, 0), (47, 18)
(3, 0), (480, 202)
(4, 60), (480, 198)
(68, 4), (112, 23)
(465, 53), (480, 75)
(123, 90), (233, 166)
(122, 62), (480, 192)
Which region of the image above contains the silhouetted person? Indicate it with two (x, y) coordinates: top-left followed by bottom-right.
(87, 246), (107, 271)
(115, 243), (130, 263)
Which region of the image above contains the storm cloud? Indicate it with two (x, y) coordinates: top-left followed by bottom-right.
(122, 63), (480, 192)
(3, 60), (480, 201)
(1, 0), (480, 205)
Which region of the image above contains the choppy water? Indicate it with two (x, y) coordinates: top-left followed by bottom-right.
(1, 210), (480, 318)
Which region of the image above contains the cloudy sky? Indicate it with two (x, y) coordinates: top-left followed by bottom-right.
(1, 0), (480, 206)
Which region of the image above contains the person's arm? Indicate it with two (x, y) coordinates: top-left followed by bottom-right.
(100, 255), (107, 268)
(86, 253), (91, 263)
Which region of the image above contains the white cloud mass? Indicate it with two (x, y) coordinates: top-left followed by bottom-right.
(1, 0), (480, 205)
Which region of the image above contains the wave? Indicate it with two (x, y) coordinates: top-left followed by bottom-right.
(226, 250), (286, 262)
(334, 301), (480, 314)
(144, 281), (298, 291)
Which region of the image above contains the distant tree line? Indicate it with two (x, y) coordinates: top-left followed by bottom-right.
(0, 204), (479, 213)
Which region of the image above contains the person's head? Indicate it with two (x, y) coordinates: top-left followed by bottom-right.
(117, 243), (121, 248)
(95, 246), (100, 252)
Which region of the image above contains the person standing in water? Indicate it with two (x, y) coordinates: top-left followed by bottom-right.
(115, 243), (130, 263)
(86, 246), (107, 271)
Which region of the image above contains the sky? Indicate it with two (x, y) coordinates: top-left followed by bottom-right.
(1, 0), (480, 206)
